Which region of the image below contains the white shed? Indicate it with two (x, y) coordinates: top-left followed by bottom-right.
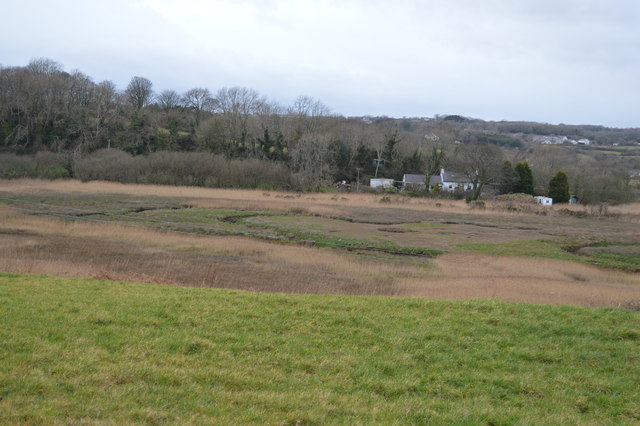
(370, 178), (395, 189)
(535, 196), (553, 206)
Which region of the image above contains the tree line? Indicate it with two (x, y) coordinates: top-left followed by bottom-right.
(1, 58), (637, 203)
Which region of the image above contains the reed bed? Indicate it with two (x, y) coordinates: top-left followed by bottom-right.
(1, 204), (638, 307)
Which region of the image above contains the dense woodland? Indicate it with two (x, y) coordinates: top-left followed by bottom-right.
(1, 58), (639, 203)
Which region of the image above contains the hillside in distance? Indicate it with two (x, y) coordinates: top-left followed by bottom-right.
(363, 114), (640, 146)
(1, 58), (639, 204)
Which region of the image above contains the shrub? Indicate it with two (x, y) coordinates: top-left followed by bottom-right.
(405, 189), (430, 198)
(0, 152), (69, 179)
(74, 149), (140, 183)
(558, 208), (588, 218)
(495, 193), (537, 203)
(0, 153), (35, 178)
(74, 150), (294, 190)
(469, 200), (486, 209)
(141, 151), (214, 186)
(494, 193), (540, 214)
(34, 151), (70, 179)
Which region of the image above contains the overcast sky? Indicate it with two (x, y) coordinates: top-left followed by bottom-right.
(2, 0), (639, 127)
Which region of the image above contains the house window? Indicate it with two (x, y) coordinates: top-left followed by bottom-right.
(449, 185), (452, 189)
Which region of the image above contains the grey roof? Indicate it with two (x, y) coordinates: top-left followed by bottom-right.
(429, 175), (442, 186)
(442, 170), (470, 183)
(403, 174), (426, 184)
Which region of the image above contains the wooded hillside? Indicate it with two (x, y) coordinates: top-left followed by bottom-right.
(1, 58), (638, 203)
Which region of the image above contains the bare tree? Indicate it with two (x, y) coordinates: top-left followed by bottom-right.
(215, 86), (264, 116)
(289, 134), (334, 190)
(125, 76), (153, 111)
(214, 87), (266, 146)
(420, 120), (459, 175)
(90, 80), (119, 149)
(290, 95), (331, 135)
(424, 140), (448, 178)
(26, 58), (62, 75)
(2, 59), (71, 151)
(451, 142), (503, 200)
(157, 89), (182, 110)
(292, 95), (331, 117)
(182, 87), (214, 127)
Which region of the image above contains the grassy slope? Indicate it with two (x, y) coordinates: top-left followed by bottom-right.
(1, 274), (639, 424)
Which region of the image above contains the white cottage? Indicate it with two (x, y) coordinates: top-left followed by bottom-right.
(429, 169), (473, 192)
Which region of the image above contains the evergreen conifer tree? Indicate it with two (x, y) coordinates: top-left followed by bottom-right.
(548, 170), (570, 203)
(514, 162), (534, 195)
(498, 160), (518, 194)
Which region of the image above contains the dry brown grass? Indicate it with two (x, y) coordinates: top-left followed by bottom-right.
(4, 179), (636, 222)
(399, 253), (640, 307)
(1, 204), (639, 307)
(0, 206), (418, 295)
(1, 179), (639, 307)
(607, 202), (640, 217)
(0, 179), (489, 217)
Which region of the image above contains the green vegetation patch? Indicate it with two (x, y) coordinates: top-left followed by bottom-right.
(248, 214), (442, 256)
(132, 207), (280, 229)
(1, 275), (638, 424)
(458, 239), (575, 259)
(82, 207), (286, 239)
(592, 149), (623, 156)
(577, 245), (640, 272)
(127, 208), (441, 256)
(458, 239), (640, 271)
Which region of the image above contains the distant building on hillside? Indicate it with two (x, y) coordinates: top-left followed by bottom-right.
(429, 169), (473, 192)
(534, 135), (567, 145)
(533, 136), (591, 146)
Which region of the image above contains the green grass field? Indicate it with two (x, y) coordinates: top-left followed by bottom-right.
(1, 274), (638, 424)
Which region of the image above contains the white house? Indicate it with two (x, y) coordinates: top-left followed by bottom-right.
(535, 196), (553, 206)
(370, 178), (395, 189)
(429, 169), (473, 192)
(535, 135), (567, 145)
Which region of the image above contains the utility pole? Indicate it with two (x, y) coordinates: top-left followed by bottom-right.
(374, 158), (383, 177)
(374, 147), (384, 177)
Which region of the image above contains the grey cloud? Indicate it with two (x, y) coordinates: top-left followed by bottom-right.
(1, 0), (638, 127)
